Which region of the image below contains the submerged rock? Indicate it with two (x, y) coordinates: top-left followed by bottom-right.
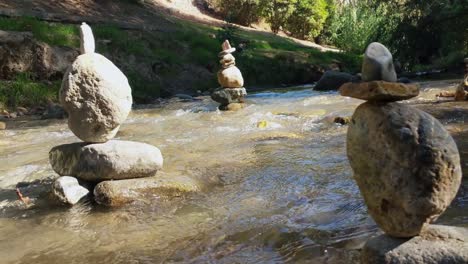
(49, 140), (163, 182)
(0, 121), (5, 130)
(348, 102), (462, 237)
(362, 42), (397, 82)
(362, 225), (468, 264)
(314, 71), (354, 91)
(94, 174), (200, 207)
(219, 103), (244, 111)
(52, 176), (89, 205)
(339, 81), (419, 101)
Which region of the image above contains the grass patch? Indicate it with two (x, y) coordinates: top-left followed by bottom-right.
(0, 73), (60, 108)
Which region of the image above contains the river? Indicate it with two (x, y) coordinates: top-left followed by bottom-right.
(0, 80), (467, 263)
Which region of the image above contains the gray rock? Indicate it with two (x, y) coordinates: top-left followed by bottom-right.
(314, 71), (354, 91)
(41, 103), (67, 120)
(94, 174), (200, 207)
(211, 87), (247, 105)
(52, 176), (89, 205)
(60, 53), (133, 143)
(362, 42), (397, 82)
(362, 225), (468, 264)
(339, 81), (419, 102)
(348, 102), (462, 237)
(49, 140), (163, 182)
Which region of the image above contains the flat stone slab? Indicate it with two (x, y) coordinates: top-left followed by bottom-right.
(93, 174), (200, 207)
(49, 140), (163, 182)
(211, 87), (247, 105)
(362, 225), (468, 264)
(339, 81), (419, 101)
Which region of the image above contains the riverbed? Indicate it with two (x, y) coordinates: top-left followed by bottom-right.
(0, 80), (467, 263)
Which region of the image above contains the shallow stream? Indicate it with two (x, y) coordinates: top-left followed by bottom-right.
(0, 80), (467, 263)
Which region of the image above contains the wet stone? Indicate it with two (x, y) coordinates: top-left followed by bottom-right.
(339, 81), (419, 102)
(93, 174), (200, 207)
(211, 87), (247, 105)
(362, 225), (468, 264)
(52, 176), (89, 205)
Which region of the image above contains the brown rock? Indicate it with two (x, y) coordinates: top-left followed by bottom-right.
(348, 102), (462, 237)
(362, 225), (468, 264)
(339, 81), (419, 101)
(0, 121), (5, 130)
(220, 103), (244, 111)
(94, 174), (200, 207)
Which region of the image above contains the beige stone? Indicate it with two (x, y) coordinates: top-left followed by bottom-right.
(217, 66), (244, 88)
(79, 22), (95, 54)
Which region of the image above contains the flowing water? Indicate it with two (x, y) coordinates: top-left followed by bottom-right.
(0, 80), (467, 263)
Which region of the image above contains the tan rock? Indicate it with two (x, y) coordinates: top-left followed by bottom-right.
(94, 174), (200, 207)
(348, 102), (462, 237)
(220, 103), (244, 111)
(217, 66), (244, 88)
(0, 121), (5, 130)
(340, 81), (419, 101)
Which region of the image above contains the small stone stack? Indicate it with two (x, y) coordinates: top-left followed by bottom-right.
(49, 23), (164, 206)
(340, 42), (467, 263)
(211, 40), (247, 111)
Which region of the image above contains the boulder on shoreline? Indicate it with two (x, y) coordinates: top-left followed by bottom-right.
(49, 140), (163, 182)
(314, 71), (354, 91)
(362, 225), (468, 264)
(348, 102), (462, 237)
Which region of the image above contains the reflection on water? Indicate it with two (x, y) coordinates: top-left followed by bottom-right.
(0, 80), (466, 263)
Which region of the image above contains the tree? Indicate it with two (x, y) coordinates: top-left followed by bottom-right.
(260, 0), (297, 34)
(285, 0), (330, 40)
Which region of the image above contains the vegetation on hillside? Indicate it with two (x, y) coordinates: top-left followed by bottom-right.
(0, 16), (359, 108)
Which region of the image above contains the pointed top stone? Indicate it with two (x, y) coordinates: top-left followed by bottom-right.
(80, 22), (95, 54)
(219, 40), (236, 57)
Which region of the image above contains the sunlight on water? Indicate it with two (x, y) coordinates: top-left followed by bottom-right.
(0, 81), (466, 263)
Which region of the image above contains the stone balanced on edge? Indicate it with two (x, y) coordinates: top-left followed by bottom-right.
(340, 42), (467, 263)
(211, 40), (247, 111)
(49, 23), (170, 207)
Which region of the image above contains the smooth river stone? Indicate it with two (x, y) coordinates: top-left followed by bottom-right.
(347, 102), (462, 237)
(217, 66), (244, 88)
(60, 53), (132, 143)
(52, 176), (89, 205)
(94, 174), (200, 207)
(49, 140), (163, 182)
(362, 42), (397, 82)
(339, 81), (419, 101)
(362, 225), (468, 264)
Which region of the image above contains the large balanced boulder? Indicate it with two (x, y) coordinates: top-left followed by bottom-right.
(60, 53), (132, 142)
(347, 102), (462, 237)
(362, 225), (468, 264)
(49, 140), (163, 182)
(362, 42), (397, 82)
(314, 71), (354, 91)
(94, 174), (200, 207)
(339, 81), (419, 101)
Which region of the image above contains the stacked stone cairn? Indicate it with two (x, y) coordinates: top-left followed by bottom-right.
(340, 42), (468, 263)
(211, 40), (247, 111)
(49, 23), (165, 207)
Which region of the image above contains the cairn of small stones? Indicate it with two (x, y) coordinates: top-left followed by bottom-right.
(211, 40), (247, 111)
(340, 42), (467, 263)
(49, 23), (163, 207)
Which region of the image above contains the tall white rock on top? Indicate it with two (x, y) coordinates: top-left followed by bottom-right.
(217, 40), (244, 88)
(362, 42), (397, 82)
(79, 23), (95, 54)
(60, 23), (132, 143)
